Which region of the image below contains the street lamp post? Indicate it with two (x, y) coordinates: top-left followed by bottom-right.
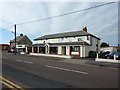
(14, 24), (16, 55)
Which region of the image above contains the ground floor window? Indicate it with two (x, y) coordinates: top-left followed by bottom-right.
(18, 48), (25, 52)
(39, 47), (45, 53)
(34, 47), (38, 53)
(49, 47), (58, 54)
(71, 46), (79, 52)
(27, 47), (32, 53)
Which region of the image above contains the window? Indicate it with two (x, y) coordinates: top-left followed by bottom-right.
(50, 47), (57, 54)
(59, 38), (64, 42)
(87, 36), (89, 40)
(71, 46), (79, 52)
(34, 47), (38, 53)
(39, 47), (45, 53)
(18, 45), (22, 47)
(78, 38), (82, 41)
(43, 41), (45, 44)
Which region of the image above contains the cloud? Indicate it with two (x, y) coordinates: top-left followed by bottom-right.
(0, 2), (118, 46)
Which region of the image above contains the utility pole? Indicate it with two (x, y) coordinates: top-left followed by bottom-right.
(14, 24), (16, 55)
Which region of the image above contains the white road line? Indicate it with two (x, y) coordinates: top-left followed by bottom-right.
(71, 70), (88, 74)
(45, 65), (88, 75)
(0, 57), (8, 59)
(16, 59), (23, 62)
(23, 61), (33, 64)
(15, 59), (33, 64)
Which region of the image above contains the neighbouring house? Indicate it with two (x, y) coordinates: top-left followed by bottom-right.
(31, 27), (100, 58)
(10, 34), (32, 53)
(0, 44), (10, 50)
(100, 46), (120, 53)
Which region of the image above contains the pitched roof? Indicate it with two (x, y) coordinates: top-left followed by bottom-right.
(10, 35), (25, 43)
(34, 29), (100, 40)
(10, 35), (31, 43)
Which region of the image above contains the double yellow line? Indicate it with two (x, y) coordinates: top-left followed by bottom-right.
(0, 76), (25, 90)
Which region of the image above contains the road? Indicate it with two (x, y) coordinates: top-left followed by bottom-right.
(1, 52), (119, 89)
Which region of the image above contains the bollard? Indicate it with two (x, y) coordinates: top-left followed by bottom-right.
(97, 53), (99, 59)
(114, 55), (116, 60)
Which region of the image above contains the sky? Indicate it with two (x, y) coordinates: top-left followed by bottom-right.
(0, 0), (119, 46)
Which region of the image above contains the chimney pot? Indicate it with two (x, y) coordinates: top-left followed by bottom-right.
(20, 33), (23, 36)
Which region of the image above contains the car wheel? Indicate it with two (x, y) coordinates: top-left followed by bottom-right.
(107, 56), (110, 59)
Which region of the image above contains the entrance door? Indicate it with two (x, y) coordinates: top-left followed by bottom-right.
(62, 46), (66, 55)
(34, 47), (38, 53)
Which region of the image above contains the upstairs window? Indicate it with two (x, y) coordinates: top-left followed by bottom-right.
(43, 41), (45, 44)
(87, 36), (89, 40)
(59, 38), (64, 42)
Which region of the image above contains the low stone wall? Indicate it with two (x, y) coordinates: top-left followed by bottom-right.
(30, 53), (73, 59)
(95, 58), (120, 63)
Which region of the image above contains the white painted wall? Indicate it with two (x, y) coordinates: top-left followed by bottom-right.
(33, 36), (91, 45)
(80, 46), (83, 57)
(16, 45), (25, 48)
(71, 52), (79, 55)
(83, 46), (86, 57)
(58, 46), (62, 55)
(85, 37), (100, 57)
(33, 35), (100, 58)
(66, 46), (70, 56)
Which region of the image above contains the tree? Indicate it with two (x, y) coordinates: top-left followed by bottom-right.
(100, 42), (109, 47)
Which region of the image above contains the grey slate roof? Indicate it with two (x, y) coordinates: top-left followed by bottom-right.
(34, 30), (100, 40)
(10, 35), (32, 45)
(10, 35), (25, 43)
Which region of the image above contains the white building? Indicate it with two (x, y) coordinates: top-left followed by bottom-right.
(32, 27), (100, 58)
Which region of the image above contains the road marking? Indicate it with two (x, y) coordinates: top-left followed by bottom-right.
(0, 76), (24, 89)
(40, 58), (119, 70)
(23, 61), (33, 64)
(15, 59), (33, 64)
(0, 80), (16, 89)
(45, 65), (88, 74)
(16, 59), (23, 62)
(0, 56), (7, 59)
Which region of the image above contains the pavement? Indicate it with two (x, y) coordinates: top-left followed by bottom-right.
(23, 53), (120, 69)
(1, 52), (119, 88)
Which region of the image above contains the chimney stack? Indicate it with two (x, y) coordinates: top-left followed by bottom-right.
(82, 27), (87, 32)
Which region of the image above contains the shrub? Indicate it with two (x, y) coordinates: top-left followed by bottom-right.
(89, 51), (97, 58)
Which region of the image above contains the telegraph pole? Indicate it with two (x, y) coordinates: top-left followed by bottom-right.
(14, 24), (16, 55)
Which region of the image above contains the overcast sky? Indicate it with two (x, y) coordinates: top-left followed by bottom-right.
(0, 1), (119, 46)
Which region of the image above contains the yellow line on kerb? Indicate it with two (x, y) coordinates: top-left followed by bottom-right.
(0, 80), (16, 89)
(0, 76), (25, 90)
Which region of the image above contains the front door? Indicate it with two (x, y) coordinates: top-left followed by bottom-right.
(62, 46), (66, 55)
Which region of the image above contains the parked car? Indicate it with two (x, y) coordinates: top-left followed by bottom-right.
(99, 51), (110, 58)
(105, 51), (120, 60)
(8, 49), (17, 53)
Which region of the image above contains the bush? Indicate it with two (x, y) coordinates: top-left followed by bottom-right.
(89, 51), (97, 58)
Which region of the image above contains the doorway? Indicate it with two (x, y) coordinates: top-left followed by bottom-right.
(62, 46), (66, 55)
